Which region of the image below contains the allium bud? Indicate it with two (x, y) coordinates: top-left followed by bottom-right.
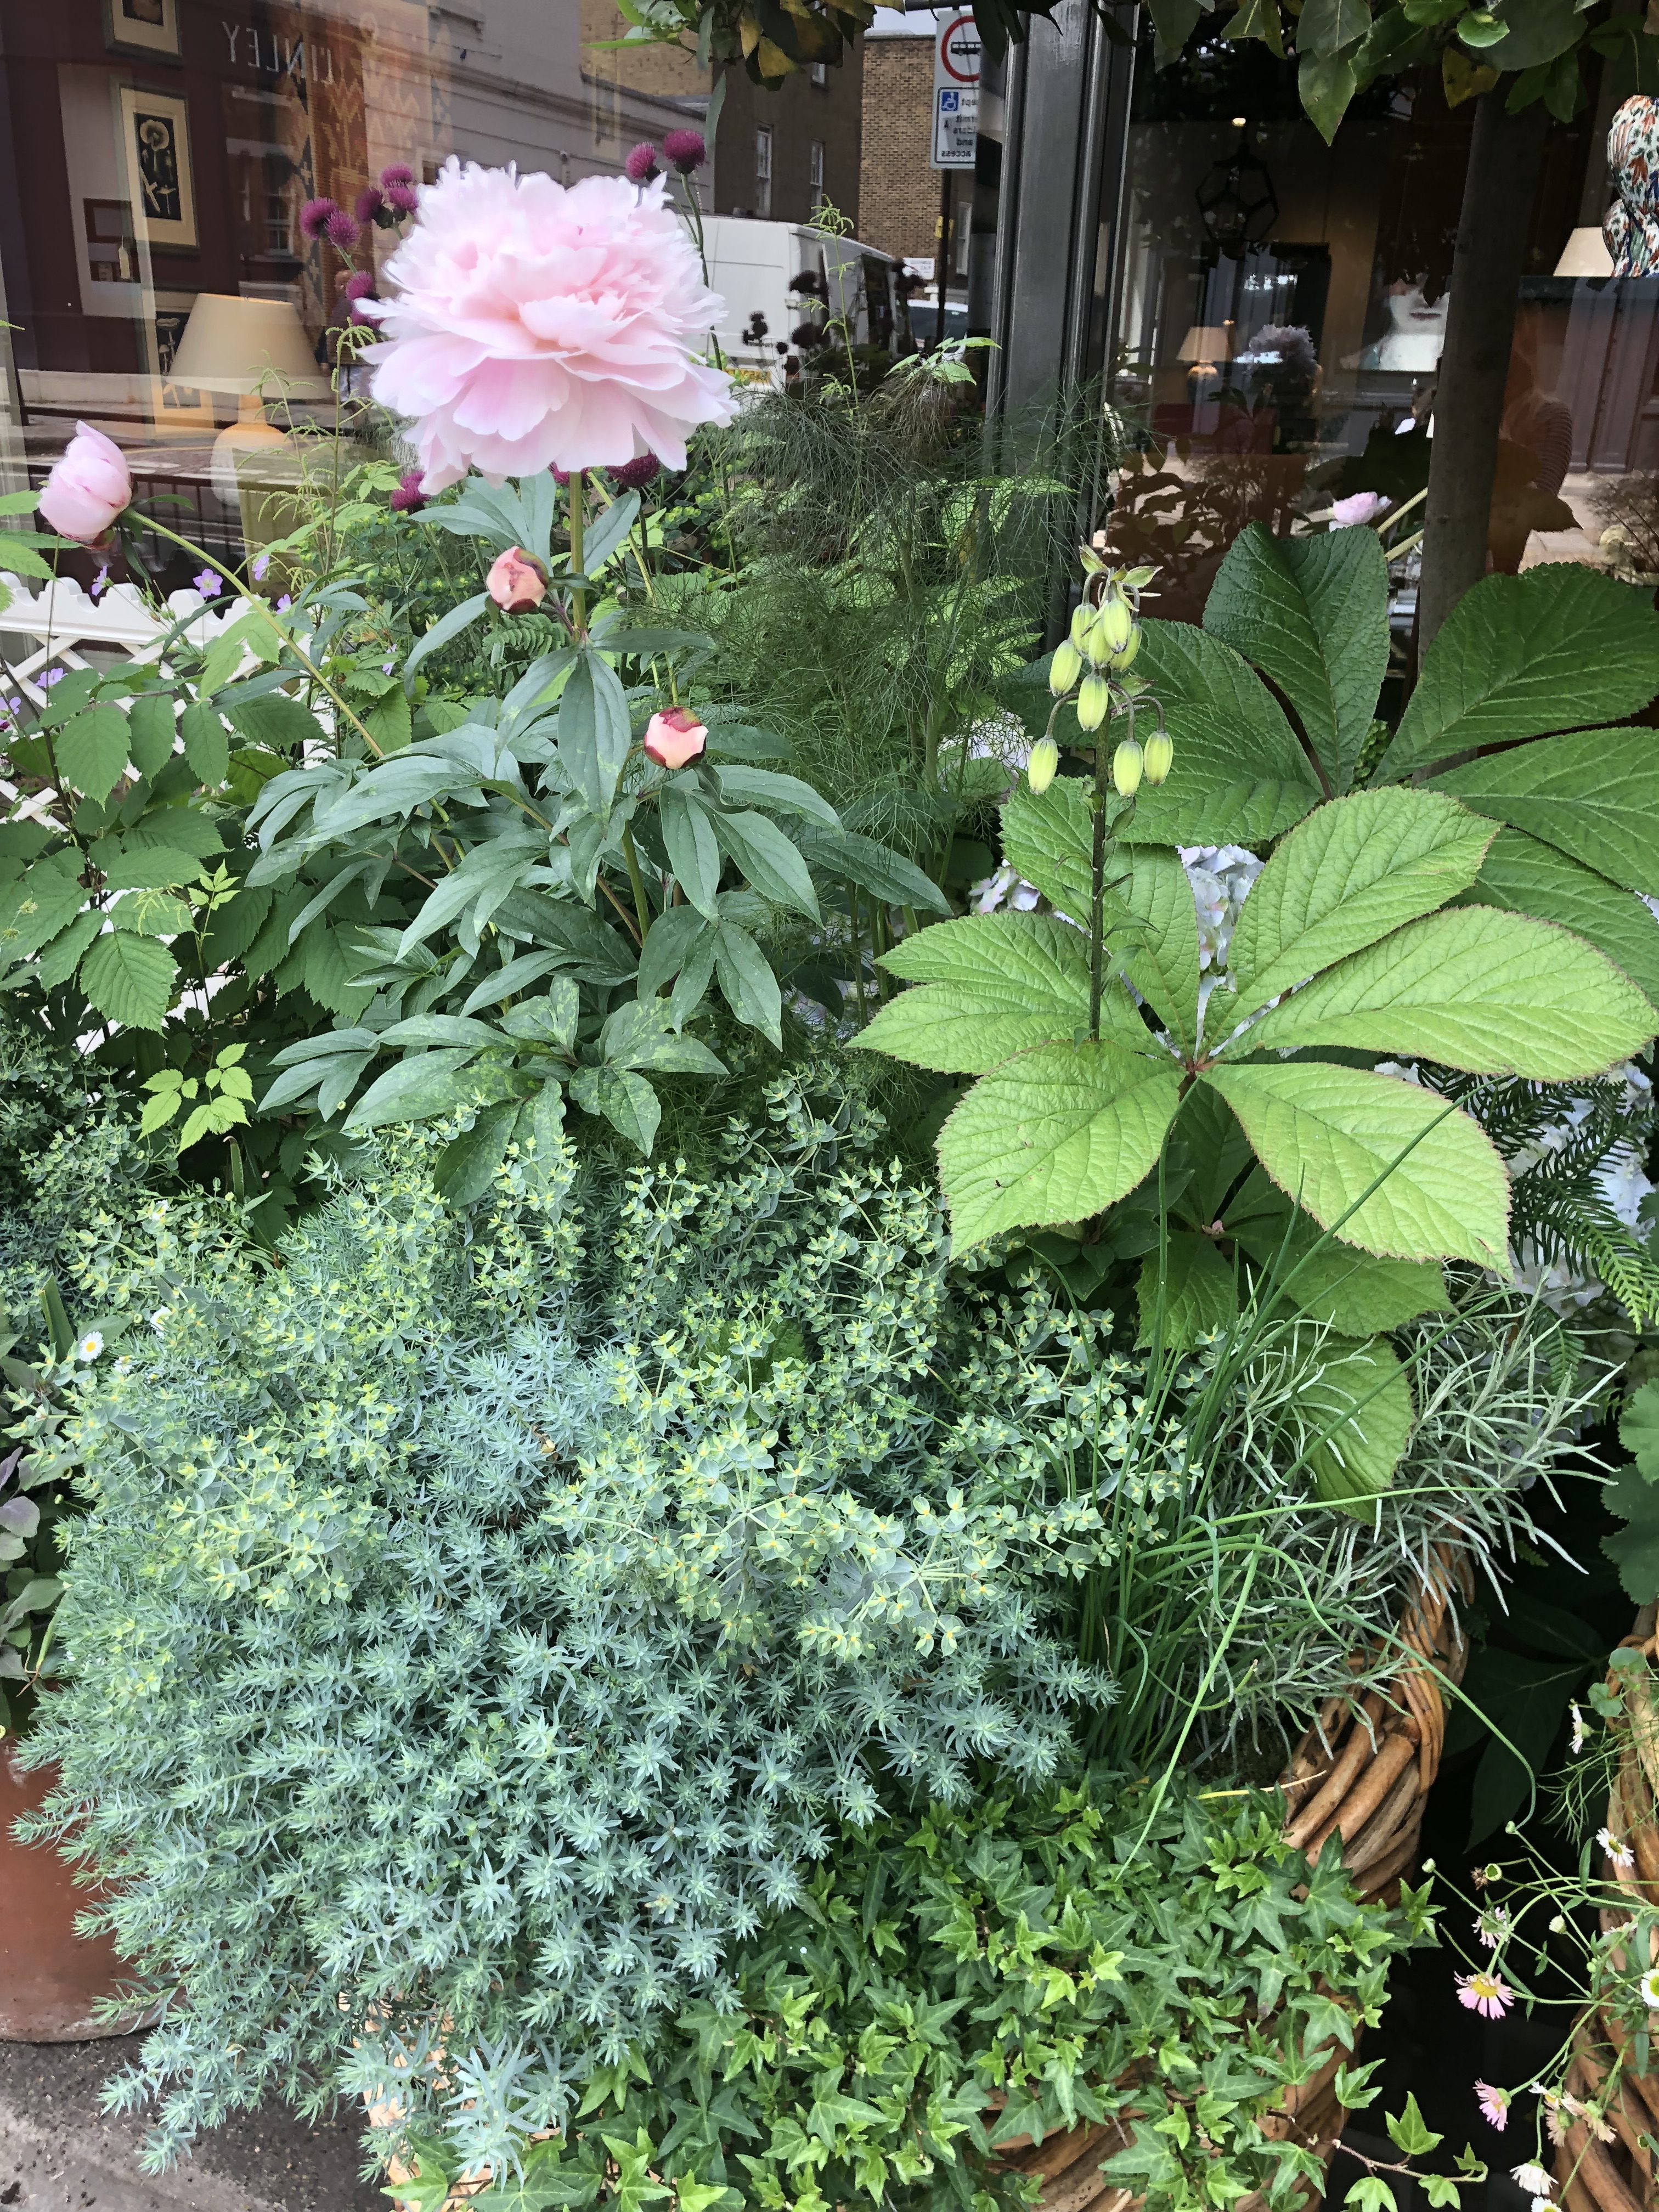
(1141, 730), (1173, 786)
(1048, 640), (1082, 696)
(1076, 674), (1110, 732)
(1026, 738), (1059, 795)
(487, 545), (548, 613)
(1112, 738), (1143, 797)
(1069, 602), (1096, 653)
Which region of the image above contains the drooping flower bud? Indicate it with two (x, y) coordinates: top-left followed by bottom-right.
(644, 705), (708, 770)
(1095, 590), (1135, 659)
(1026, 738), (1059, 794)
(1076, 675), (1110, 732)
(1141, 730), (1173, 786)
(1110, 624), (1142, 674)
(486, 545), (548, 613)
(1048, 640), (1082, 696)
(1069, 602), (1096, 653)
(1112, 738), (1144, 797)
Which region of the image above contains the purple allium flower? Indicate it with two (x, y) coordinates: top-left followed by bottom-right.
(324, 206), (362, 252)
(251, 553), (269, 582)
(388, 469), (427, 515)
(354, 184), (388, 226)
(662, 128), (706, 174)
(623, 142), (660, 185)
(610, 453), (662, 492)
(193, 568), (222, 599)
(385, 182), (419, 216)
(380, 163), (416, 188)
(91, 565), (109, 599)
(299, 196), (339, 242)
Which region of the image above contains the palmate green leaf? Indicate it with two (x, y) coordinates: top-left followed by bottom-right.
(936, 1039), (1183, 1250)
(1225, 1177), (1448, 1334)
(1227, 788), (1493, 1021)
(78, 929), (176, 1030)
(1430, 726), (1659, 895)
(1301, 1337), (1414, 1513)
(1203, 1062), (1509, 1263)
(1136, 1231), (1238, 1351)
(1621, 1379), (1659, 1479)
(1203, 523), (1388, 794)
(1462, 829), (1659, 1011)
(1376, 565), (1659, 778)
(55, 704), (130, 803)
(1239, 907), (1657, 1079)
(857, 914), (1143, 1072)
(1603, 1464), (1659, 1605)
(1119, 622), (1324, 847)
(1113, 848), (1200, 1051)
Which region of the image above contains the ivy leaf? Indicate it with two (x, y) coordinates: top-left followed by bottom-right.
(1202, 1060), (1509, 1264)
(55, 705), (130, 803)
(78, 930), (176, 1030)
(937, 1040), (1183, 1250)
(857, 913), (1141, 1071)
(570, 1063), (661, 1154)
(1136, 1232), (1238, 1350)
(1204, 523), (1387, 792)
(1431, 726), (1659, 896)
(1239, 907), (1657, 1079)
(1301, 1336), (1414, 1511)
(181, 702), (231, 788)
(1384, 2092), (1442, 2159)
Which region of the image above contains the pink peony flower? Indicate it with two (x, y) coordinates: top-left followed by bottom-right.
(1475, 2081), (1509, 2131)
(300, 197), (339, 241)
(388, 469), (427, 514)
(644, 705), (707, 769)
(662, 128), (707, 174)
(610, 452), (661, 491)
(1330, 490), (1390, 528)
(1456, 1970), (1514, 2019)
(624, 142), (660, 184)
(39, 422), (132, 543)
(363, 159), (735, 488)
(487, 545), (547, 612)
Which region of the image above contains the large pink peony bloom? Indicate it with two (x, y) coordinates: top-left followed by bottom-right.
(363, 160), (735, 489)
(39, 423), (131, 543)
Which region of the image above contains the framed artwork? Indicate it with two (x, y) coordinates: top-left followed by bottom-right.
(119, 86), (196, 252)
(104, 0), (180, 60)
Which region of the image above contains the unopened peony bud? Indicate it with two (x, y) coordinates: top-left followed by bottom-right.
(1048, 640), (1082, 696)
(1069, 602), (1096, 652)
(1076, 675), (1110, 732)
(1026, 738), (1059, 794)
(39, 422), (132, 544)
(1141, 730), (1173, 786)
(487, 545), (547, 613)
(1112, 738), (1143, 797)
(644, 705), (708, 769)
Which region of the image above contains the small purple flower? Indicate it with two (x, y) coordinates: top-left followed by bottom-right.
(323, 206), (362, 252)
(251, 554), (269, 583)
(662, 128), (707, 174)
(299, 196), (339, 242)
(342, 270), (376, 303)
(386, 183), (419, 217)
(354, 184), (388, 227)
(42, 667), (64, 688)
(193, 568), (222, 599)
(610, 453), (662, 493)
(624, 142), (660, 185)
(381, 660), (395, 675)
(388, 469), (427, 515)
(91, 565), (109, 599)
(276, 594), (292, 612)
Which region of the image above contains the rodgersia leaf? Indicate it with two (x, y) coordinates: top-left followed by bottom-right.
(1430, 726), (1659, 897)
(1136, 1232), (1238, 1351)
(1300, 1338), (1414, 1513)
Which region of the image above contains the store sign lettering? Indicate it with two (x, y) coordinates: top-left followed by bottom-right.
(219, 20), (342, 82)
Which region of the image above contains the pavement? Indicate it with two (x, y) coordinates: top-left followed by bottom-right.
(0, 2036), (383, 2212)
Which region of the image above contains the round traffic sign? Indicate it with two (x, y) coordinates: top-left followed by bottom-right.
(938, 11), (980, 83)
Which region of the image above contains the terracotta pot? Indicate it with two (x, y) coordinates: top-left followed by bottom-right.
(0, 1738), (135, 2041)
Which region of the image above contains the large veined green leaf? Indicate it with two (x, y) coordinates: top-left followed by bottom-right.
(78, 930), (176, 1031)
(1202, 1060), (1509, 1263)
(1, 854), (87, 960)
(938, 1040), (1183, 1249)
(1136, 1231), (1238, 1350)
(1463, 828), (1659, 1012)
(54, 704), (130, 804)
(1001, 778), (1097, 916)
(1377, 566), (1659, 778)
(855, 913), (1144, 1072)
(1227, 788), (1494, 1020)
(1119, 620), (1324, 845)
(1429, 727), (1659, 896)
(1113, 848), (1201, 1051)
(1238, 906), (1656, 1079)
(1299, 1337), (1414, 1512)
(1203, 523), (1388, 795)
(344, 1048), (488, 1131)
(1226, 1177), (1449, 1335)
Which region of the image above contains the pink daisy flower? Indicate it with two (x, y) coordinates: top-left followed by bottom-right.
(1456, 1969), (1514, 2019)
(1475, 2081), (1509, 2131)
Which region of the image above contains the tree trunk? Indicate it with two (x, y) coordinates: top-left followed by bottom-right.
(1417, 91), (1548, 647)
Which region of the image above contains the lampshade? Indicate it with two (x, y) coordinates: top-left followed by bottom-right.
(170, 294), (329, 396)
(1553, 226), (1614, 278)
(1177, 324), (1233, 364)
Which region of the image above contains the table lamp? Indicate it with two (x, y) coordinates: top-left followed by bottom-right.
(1553, 227), (1614, 279)
(167, 293), (329, 514)
(1178, 324), (1233, 384)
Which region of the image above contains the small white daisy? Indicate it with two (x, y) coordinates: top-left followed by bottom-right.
(1641, 1965), (1659, 2010)
(1511, 2166), (1554, 2201)
(1599, 1827), (1635, 1872)
(76, 1331), (103, 1362)
(1570, 1701), (1586, 1754)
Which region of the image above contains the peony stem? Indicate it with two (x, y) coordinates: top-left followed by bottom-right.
(568, 472), (586, 636)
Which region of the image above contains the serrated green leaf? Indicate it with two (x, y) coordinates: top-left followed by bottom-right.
(1378, 565), (1659, 777)
(1228, 787), (1493, 1021)
(1430, 727), (1659, 895)
(570, 1063), (661, 1153)
(1, 854), (87, 961)
(222, 690), (329, 753)
(55, 704), (129, 803)
(35, 906), (104, 989)
(1464, 829), (1659, 1011)
(1621, 1379), (1659, 1479)
(1300, 1336), (1414, 1512)
(1113, 848), (1201, 1051)
(95, 840), (200, 891)
(181, 701), (230, 787)
(364, 687), (414, 754)
(1227, 1180), (1449, 1334)
(1604, 1464), (1659, 1605)
(122, 808), (226, 861)
(712, 809), (819, 920)
(78, 929), (176, 1030)
(658, 786), (723, 918)
(937, 1039), (1183, 1249)
(112, 888), (191, 936)
(127, 694), (177, 779)
(1203, 523), (1387, 793)
(1001, 778), (1098, 914)
(1137, 1231), (1238, 1350)
(1203, 1060), (1509, 1264)
(858, 913), (1142, 1071)
(1239, 906), (1656, 1078)
(344, 1048), (486, 1131)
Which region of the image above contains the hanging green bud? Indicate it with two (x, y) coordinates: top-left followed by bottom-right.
(1110, 624), (1142, 674)
(1096, 590), (1135, 658)
(1026, 738), (1059, 794)
(1142, 730), (1173, 786)
(1049, 640), (1082, 696)
(1069, 602), (1097, 653)
(1112, 738), (1143, 797)
(1076, 674), (1110, 732)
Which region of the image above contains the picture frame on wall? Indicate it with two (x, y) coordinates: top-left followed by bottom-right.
(118, 84), (196, 253)
(104, 0), (181, 61)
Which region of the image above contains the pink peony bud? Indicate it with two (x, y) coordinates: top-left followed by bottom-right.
(39, 422), (132, 544)
(354, 184), (389, 226)
(661, 129), (707, 174)
(300, 196), (339, 241)
(643, 705), (707, 770)
(388, 470), (427, 514)
(487, 545), (547, 613)
(324, 206), (363, 252)
(624, 142), (661, 184)
(610, 453), (662, 492)
(1329, 490), (1390, 528)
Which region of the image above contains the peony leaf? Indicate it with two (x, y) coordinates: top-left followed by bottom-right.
(343, 1048), (486, 1131)
(569, 1063), (660, 1154)
(658, 786), (723, 918)
(711, 809), (819, 921)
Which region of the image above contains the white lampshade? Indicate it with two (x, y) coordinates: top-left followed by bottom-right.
(170, 294), (329, 396)
(1554, 226), (1614, 279)
(1177, 323), (1233, 364)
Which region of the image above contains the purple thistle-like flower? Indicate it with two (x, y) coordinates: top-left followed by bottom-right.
(385, 182), (419, 216)
(388, 469), (427, 515)
(610, 453), (662, 492)
(380, 163), (416, 188)
(299, 196), (339, 242)
(324, 206), (362, 252)
(623, 142), (660, 185)
(354, 184), (388, 226)
(662, 128), (707, 174)
(342, 269), (376, 303)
